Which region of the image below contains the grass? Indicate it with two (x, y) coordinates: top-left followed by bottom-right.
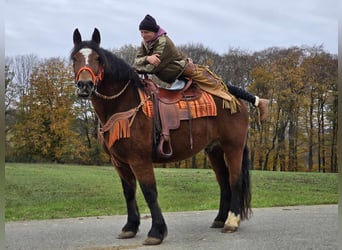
(5, 163), (338, 221)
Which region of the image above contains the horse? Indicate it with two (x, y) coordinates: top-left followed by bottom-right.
(70, 28), (251, 245)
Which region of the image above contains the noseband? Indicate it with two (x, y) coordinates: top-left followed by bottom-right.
(75, 64), (131, 100)
(75, 66), (104, 85)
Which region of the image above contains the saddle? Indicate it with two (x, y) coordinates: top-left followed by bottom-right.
(142, 76), (202, 158)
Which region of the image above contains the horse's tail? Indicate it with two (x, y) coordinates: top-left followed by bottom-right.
(240, 144), (252, 220)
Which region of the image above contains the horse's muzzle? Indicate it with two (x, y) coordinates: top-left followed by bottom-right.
(76, 80), (94, 98)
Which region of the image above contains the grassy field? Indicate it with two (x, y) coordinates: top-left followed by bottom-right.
(5, 163), (338, 221)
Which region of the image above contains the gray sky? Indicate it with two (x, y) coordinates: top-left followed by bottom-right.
(5, 0), (338, 58)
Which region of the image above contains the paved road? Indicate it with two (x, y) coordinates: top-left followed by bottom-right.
(5, 205), (338, 250)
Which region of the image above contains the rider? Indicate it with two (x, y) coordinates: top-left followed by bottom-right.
(133, 14), (269, 122)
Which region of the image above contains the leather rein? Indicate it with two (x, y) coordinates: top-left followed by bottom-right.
(94, 80), (131, 100)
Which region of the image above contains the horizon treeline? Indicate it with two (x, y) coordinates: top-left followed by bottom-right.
(5, 43), (338, 172)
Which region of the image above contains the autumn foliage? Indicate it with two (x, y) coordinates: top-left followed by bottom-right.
(5, 45), (338, 172)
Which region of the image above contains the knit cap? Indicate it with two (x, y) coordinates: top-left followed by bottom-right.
(139, 14), (160, 32)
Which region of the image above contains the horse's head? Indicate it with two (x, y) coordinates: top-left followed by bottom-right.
(71, 28), (105, 98)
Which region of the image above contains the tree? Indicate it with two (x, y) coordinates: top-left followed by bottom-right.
(220, 48), (255, 89)
(6, 54), (40, 96)
(301, 47), (338, 172)
(5, 64), (16, 159)
(73, 97), (109, 165)
(5, 44), (337, 171)
(112, 44), (138, 65)
(5, 55), (41, 159)
(11, 58), (86, 162)
(249, 46), (337, 172)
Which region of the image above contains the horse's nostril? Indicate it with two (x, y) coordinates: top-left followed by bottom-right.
(77, 81), (84, 88)
(87, 81), (94, 88)
(76, 80), (95, 98)
(77, 80), (94, 89)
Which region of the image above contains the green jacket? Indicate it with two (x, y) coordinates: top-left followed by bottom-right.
(133, 34), (187, 83)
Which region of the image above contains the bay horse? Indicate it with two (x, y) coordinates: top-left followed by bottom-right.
(71, 28), (251, 245)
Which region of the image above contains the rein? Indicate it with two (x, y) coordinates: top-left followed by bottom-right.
(94, 80), (131, 100)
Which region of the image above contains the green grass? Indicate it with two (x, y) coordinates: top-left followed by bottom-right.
(5, 163), (338, 221)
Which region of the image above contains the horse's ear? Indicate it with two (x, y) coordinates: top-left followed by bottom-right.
(73, 28), (82, 45)
(92, 28), (101, 45)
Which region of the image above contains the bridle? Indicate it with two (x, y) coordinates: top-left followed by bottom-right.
(75, 65), (104, 86)
(75, 64), (131, 100)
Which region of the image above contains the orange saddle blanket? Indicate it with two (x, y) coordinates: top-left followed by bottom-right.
(138, 88), (217, 119)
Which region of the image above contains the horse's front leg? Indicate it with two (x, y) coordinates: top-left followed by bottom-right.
(115, 164), (140, 239)
(138, 170), (168, 245)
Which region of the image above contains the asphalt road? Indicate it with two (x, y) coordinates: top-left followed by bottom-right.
(5, 205), (338, 250)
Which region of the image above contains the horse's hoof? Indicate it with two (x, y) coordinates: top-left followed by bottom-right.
(118, 230), (137, 239)
(221, 211), (240, 233)
(143, 236), (163, 245)
(210, 221), (225, 228)
(221, 225), (238, 233)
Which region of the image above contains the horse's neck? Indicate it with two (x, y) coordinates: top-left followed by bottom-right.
(91, 83), (139, 125)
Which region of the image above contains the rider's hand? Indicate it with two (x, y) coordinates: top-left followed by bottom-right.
(146, 54), (161, 67)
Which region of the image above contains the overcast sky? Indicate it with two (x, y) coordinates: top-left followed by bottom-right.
(5, 0), (338, 59)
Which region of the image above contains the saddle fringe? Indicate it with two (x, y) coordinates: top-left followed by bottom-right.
(108, 118), (131, 149)
(99, 108), (136, 149)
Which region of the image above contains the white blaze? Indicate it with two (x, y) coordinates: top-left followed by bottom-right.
(80, 48), (92, 65)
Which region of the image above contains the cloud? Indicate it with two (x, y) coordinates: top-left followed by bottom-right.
(5, 0), (337, 58)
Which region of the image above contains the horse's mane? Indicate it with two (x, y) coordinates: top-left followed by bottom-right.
(70, 41), (143, 89)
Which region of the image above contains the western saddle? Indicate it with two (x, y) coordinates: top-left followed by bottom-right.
(142, 75), (202, 158)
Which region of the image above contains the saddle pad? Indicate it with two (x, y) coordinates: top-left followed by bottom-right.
(138, 89), (217, 119)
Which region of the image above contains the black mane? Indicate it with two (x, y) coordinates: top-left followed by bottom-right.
(70, 41), (143, 89)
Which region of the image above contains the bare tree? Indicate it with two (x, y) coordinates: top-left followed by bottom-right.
(6, 54), (40, 96)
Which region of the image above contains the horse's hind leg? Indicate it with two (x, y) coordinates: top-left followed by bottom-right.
(221, 144), (251, 233)
(206, 143), (231, 228)
(114, 163), (140, 239)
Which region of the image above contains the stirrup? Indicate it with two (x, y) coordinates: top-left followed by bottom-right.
(158, 135), (173, 158)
